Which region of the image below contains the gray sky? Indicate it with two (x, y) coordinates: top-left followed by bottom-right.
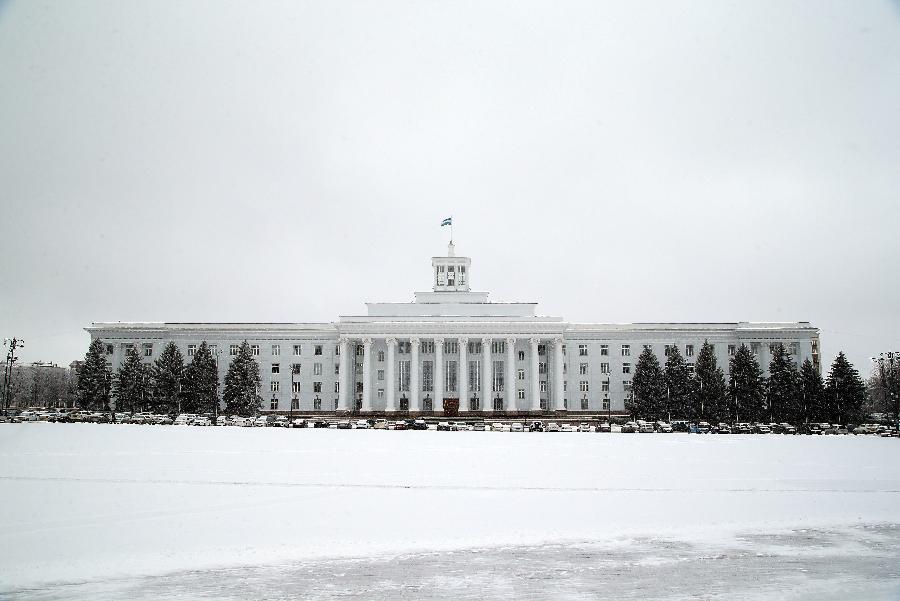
(1, 1), (898, 376)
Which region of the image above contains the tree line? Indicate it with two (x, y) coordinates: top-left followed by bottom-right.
(76, 339), (264, 417)
(627, 342), (868, 425)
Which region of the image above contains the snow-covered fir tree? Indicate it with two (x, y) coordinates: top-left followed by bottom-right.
(767, 343), (800, 423)
(184, 341), (219, 415)
(76, 338), (112, 411)
(223, 341), (261, 417)
(692, 341), (728, 423)
(112, 346), (151, 415)
(799, 358), (824, 423)
(664, 345), (691, 420)
(151, 341), (185, 415)
(632, 346), (666, 420)
(825, 352), (867, 425)
(728, 344), (765, 423)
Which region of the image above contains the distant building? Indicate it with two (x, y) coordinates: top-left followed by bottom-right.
(87, 245), (820, 415)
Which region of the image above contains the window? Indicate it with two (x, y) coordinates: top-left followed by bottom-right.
(272, 344), (280, 356)
(602, 397), (610, 411)
(517, 389), (525, 400)
(143, 343), (153, 357)
(292, 381), (301, 393)
(422, 361), (433, 391)
(579, 363), (588, 375)
(377, 350), (385, 362)
(621, 344), (630, 357)
(187, 344), (196, 357)
(270, 397), (278, 410)
(623, 363), (631, 374)
(467, 341), (482, 354)
(540, 398), (548, 410)
(789, 342), (799, 356)
(540, 380), (547, 393)
(420, 341), (434, 354)
(334, 344), (340, 355)
(539, 362), (547, 374)
(334, 363), (339, 375)
(333, 382), (339, 393)
(230, 345), (239, 356)
(105, 344), (114, 355)
(493, 360), (504, 392)
(564, 381), (567, 391)
(602, 379), (610, 392)
(491, 341), (506, 354)
(623, 380), (632, 392)
(314, 398), (322, 411)
(443, 341), (458, 355)
(313, 382), (322, 393)
(751, 342), (761, 355)
(579, 344), (588, 356)
(469, 397), (479, 411)
(469, 360), (481, 392)
(685, 345), (694, 358)
(399, 361), (411, 392)
(293, 344), (302, 356)
(377, 389), (384, 399)
(291, 363), (301, 374)
(518, 351), (525, 361)
(423, 397), (433, 412)
(728, 344), (736, 356)
(124, 343), (134, 351)
(398, 341), (410, 354)
(601, 362), (610, 374)
(518, 368), (525, 381)
(581, 398), (589, 410)
(563, 363), (567, 374)
(313, 363), (322, 376)
(580, 380), (589, 392)
(377, 369), (385, 381)
(562, 344), (566, 356)
(356, 345), (364, 356)
(538, 344), (546, 356)
(665, 345), (674, 357)
(447, 360), (458, 394)
(251, 345), (260, 356)
(493, 397), (503, 411)
(271, 381), (279, 392)
(643, 344), (652, 351)
(600, 344), (608, 356)
(271, 363), (280, 374)
(291, 397), (299, 410)
(314, 345), (323, 356)
(209, 344), (217, 355)
(355, 362), (362, 375)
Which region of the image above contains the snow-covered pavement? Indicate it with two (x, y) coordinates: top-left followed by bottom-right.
(1, 424), (899, 599)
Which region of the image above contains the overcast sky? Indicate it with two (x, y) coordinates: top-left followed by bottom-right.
(1, 1), (898, 376)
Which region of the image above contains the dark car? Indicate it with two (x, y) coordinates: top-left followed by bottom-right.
(529, 421), (544, 432)
(313, 420), (330, 428)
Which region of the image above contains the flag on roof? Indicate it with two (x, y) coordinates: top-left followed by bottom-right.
(441, 217), (452, 227)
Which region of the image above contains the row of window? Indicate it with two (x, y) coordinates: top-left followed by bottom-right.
(106, 340), (804, 361)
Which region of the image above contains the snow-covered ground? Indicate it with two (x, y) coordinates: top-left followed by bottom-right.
(1, 424), (899, 599)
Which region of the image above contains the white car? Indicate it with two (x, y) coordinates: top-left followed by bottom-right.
(510, 422), (524, 432)
(193, 416), (212, 426)
(578, 423), (592, 432)
(373, 419), (389, 429)
(253, 416), (270, 427)
(273, 416), (290, 428)
(354, 420), (370, 429)
(173, 414), (191, 426)
(216, 416), (230, 426)
(491, 422), (508, 432)
(560, 423), (576, 432)
(546, 422), (560, 432)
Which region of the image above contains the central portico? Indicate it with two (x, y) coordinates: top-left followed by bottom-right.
(336, 242), (566, 415)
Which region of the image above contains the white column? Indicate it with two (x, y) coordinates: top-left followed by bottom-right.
(506, 337), (517, 412)
(553, 337), (565, 411)
(410, 338), (420, 412)
(338, 339), (349, 411)
(385, 337), (396, 413)
(434, 337), (444, 413)
(361, 337), (372, 412)
(459, 337), (468, 413)
(482, 337), (493, 412)
(530, 337), (541, 412)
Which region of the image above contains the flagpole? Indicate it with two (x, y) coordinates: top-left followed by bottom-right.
(450, 215), (453, 245)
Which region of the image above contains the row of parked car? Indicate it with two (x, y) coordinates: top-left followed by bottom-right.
(4, 410), (898, 437)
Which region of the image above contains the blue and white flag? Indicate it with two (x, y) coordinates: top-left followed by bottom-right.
(441, 217), (452, 227)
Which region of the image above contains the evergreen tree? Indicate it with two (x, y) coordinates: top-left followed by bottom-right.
(184, 341), (219, 415)
(223, 341), (261, 417)
(112, 347), (151, 415)
(692, 341), (728, 423)
(76, 339), (112, 410)
(728, 344), (765, 423)
(766, 343), (800, 423)
(664, 345), (691, 420)
(799, 358), (824, 423)
(151, 342), (185, 415)
(825, 352), (867, 425)
(632, 347), (667, 420)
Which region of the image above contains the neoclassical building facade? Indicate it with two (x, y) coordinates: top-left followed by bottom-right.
(87, 244), (821, 416)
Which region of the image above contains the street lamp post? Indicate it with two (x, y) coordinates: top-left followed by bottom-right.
(213, 349), (220, 424)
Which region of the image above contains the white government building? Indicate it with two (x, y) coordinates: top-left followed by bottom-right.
(87, 244), (821, 416)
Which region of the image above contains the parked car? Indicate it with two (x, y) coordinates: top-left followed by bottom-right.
(412, 419), (428, 430)
(335, 420), (352, 429)
(560, 423), (576, 432)
(271, 416), (289, 428)
(391, 420), (408, 430)
(193, 416), (212, 426)
(437, 421), (451, 431)
(595, 422), (611, 433)
(290, 418), (307, 428)
(578, 423), (592, 433)
(671, 420), (690, 433)
(712, 423), (731, 434)
(774, 423), (797, 435)
(752, 423), (771, 434)
(449, 421), (461, 431)
(473, 422), (487, 431)
(546, 422), (560, 432)
(510, 422), (525, 432)
(354, 419), (370, 429)
(621, 422), (638, 433)
(373, 419), (389, 430)
(313, 420), (330, 428)
(654, 421), (674, 433)
(216, 416), (230, 426)
(638, 422), (655, 433)
(491, 422), (508, 432)
(528, 421), (544, 432)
